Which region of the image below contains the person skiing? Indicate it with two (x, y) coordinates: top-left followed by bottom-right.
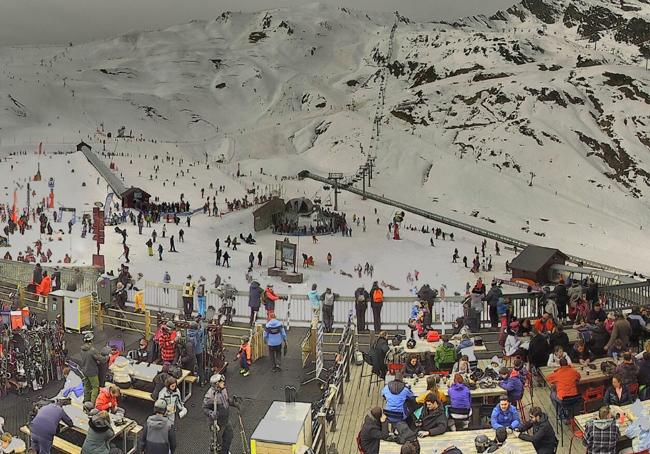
(327, 252), (332, 267)
(158, 244), (163, 261)
(222, 251), (230, 268)
(216, 248), (222, 266)
(257, 251), (263, 266)
(146, 239), (154, 257)
(169, 235), (176, 252)
(178, 229), (185, 243)
(123, 244), (130, 263)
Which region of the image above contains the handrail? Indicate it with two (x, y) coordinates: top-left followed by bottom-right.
(298, 170), (640, 277)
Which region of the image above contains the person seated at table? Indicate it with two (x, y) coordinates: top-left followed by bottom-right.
(547, 345), (572, 368)
(570, 339), (595, 365)
(603, 374), (632, 406)
(498, 367), (524, 404)
(546, 358), (581, 420)
(381, 371), (414, 422)
(358, 407), (389, 454)
(134, 338), (150, 363)
(0, 432), (26, 454)
(529, 329), (552, 369)
(404, 355), (425, 378)
(451, 355), (471, 376)
(604, 312), (616, 334)
(635, 340), (650, 360)
(607, 339), (625, 360)
(550, 325), (570, 352)
(434, 336), (457, 370)
(81, 410), (119, 454)
(416, 395), (448, 438)
(533, 312), (555, 335)
(516, 406), (558, 454)
(510, 358), (529, 387)
(518, 318), (532, 337)
(637, 354), (650, 402)
(586, 300), (607, 325)
(456, 333), (473, 352)
(583, 406), (620, 454)
(95, 384), (121, 412)
(416, 375), (447, 405)
(448, 373), (472, 428)
(490, 395), (521, 430)
(504, 327), (527, 359)
(614, 352), (639, 386)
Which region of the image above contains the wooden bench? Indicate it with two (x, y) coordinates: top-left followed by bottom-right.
(184, 375), (198, 383)
(20, 426), (82, 454)
(106, 382), (154, 402)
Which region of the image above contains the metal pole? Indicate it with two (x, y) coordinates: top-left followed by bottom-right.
(362, 168), (366, 200)
(334, 180), (338, 211)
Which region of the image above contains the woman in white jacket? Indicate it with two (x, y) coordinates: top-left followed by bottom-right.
(547, 345), (572, 368)
(504, 328), (522, 357)
(157, 376), (187, 425)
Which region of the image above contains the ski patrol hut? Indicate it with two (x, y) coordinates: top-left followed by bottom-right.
(253, 197), (285, 232)
(120, 187), (151, 209)
(510, 245), (568, 284)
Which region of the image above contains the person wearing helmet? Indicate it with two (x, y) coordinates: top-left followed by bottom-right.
(263, 314), (287, 372)
(187, 321), (206, 386)
(139, 399), (176, 454)
(236, 336), (252, 377)
(474, 434), (491, 453)
(159, 322), (177, 363)
(203, 374), (237, 454)
(80, 331), (101, 404)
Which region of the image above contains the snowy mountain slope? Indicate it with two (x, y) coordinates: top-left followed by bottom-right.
(1, 0), (650, 272)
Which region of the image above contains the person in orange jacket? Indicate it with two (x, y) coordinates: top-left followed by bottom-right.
(36, 271), (52, 296)
(95, 385), (121, 412)
(236, 336), (252, 377)
(263, 284), (284, 319)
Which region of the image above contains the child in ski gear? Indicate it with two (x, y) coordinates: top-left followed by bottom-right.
(237, 336), (252, 377)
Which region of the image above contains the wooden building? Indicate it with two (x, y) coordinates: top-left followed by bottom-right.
(510, 245), (568, 284)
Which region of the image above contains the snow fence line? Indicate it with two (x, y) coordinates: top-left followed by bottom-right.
(298, 171), (641, 277)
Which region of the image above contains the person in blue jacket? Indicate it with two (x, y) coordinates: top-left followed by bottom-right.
(263, 315), (287, 372)
(381, 371), (414, 422)
(307, 284), (321, 329)
(491, 395), (521, 429)
(187, 321), (206, 386)
(498, 367), (524, 403)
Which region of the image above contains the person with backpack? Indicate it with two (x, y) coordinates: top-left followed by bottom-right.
(369, 281), (384, 333)
(187, 321), (206, 385)
(263, 314), (287, 372)
(80, 331), (101, 404)
(262, 284), (283, 320)
(81, 410), (119, 454)
(157, 377), (187, 425)
(355, 287), (369, 332)
(320, 288), (339, 333)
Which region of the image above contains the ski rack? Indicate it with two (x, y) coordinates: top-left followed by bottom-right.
(0, 316), (66, 396)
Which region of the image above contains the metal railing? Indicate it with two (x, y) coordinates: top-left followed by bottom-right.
(310, 318), (355, 454)
(298, 171), (640, 277)
(0, 259), (101, 293)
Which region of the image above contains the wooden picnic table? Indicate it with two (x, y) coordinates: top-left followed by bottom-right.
(399, 337), (487, 355)
(379, 427), (537, 453)
(401, 363), (504, 400)
(574, 399), (650, 433)
(128, 361), (195, 402)
(539, 357), (614, 386)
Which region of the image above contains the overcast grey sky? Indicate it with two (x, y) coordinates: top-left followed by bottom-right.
(0, 0), (517, 46)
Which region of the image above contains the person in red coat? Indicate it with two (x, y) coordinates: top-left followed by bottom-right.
(95, 385), (121, 412)
(36, 271), (52, 296)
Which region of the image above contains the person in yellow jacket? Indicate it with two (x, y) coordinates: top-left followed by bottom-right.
(182, 275), (196, 319)
(134, 291), (145, 313)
